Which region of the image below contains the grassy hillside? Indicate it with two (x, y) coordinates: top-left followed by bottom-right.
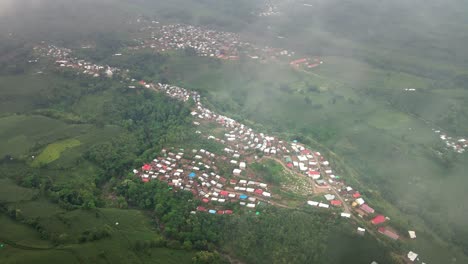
(132, 52), (468, 262)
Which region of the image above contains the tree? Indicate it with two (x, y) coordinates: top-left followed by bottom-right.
(192, 251), (221, 264)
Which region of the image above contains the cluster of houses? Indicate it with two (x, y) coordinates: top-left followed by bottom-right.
(134, 145), (273, 214)
(433, 129), (467, 154)
(257, 1), (280, 17)
(38, 42), (424, 263)
(290, 57), (323, 69)
(130, 22), (323, 69)
(137, 24), (246, 60)
(34, 45), (121, 78)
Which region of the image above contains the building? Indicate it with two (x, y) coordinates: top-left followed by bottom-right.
(331, 200), (342, 206)
(407, 251), (418, 262)
(408, 230), (417, 239)
(357, 227), (366, 235)
(378, 227), (399, 240)
(360, 204), (375, 214)
(341, 213), (351, 218)
(233, 169), (242, 176)
(371, 215), (386, 225)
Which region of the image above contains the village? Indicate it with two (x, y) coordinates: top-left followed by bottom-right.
(34, 43), (428, 264)
(129, 22), (323, 69)
(432, 129), (467, 154)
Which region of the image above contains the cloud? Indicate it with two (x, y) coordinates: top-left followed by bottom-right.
(0, 0), (45, 17)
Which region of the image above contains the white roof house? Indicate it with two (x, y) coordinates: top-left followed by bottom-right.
(318, 203), (330, 208)
(307, 201), (319, 206)
(239, 162), (246, 169)
(324, 194), (336, 201)
(356, 198), (365, 205)
(407, 251), (418, 262)
(408, 230), (417, 239)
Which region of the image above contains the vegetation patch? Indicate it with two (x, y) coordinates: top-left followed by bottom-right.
(32, 139), (81, 167)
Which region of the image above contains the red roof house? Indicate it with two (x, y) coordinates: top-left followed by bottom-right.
(217, 210), (225, 215)
(331, 200), (342, 206)
(290, 58), (307, 65)
(308, 170), (320, 176)
(224, 210), (233, 215)
(220, 191), (229, 197)
(230, 179), (237, 185)
(378, 227), (399, 240)
(254, 189), (264, 195)
(142, 164), (152, 171)
(287, 163), (293, 168)
(202, 198), (209, 203)
(360, 204), (375, 214)
(353, 192), (361, 198)
(371, 215), (386, 225)
(142, 178), (149, 183)
(197, 206), (207, 212)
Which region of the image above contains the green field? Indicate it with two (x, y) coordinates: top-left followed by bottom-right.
(31, 139), (81, 167)
(0, 179), (37, 203)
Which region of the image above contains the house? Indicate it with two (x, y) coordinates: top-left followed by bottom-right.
(378, 227), (399, 240)
(318, 203), (329, 208)
(307, 201), (319, 206)
(331, 200), (342, 206)
(360, 204), (375, 214)
(307, 170), (321, 179)
(408, 230), (417, 239)
(142, 164), (152, 171)
(197, 206), (207, 212)
(353, 192), (361, 198)
(371, 215), (386, 225)
(324, 194), (335, 201)
(246, 203), (256, 208)
(188, 172), (196, 179)
(254, 189), (264, 195)
(341, 213), (351, 218)
(239, 162), (246, 169)
(239, 194), (248, 200)
(262, 192), (271, 197)
(357, 227), (366, 235)
(407, 251), (418, 262)
(233, 169), (242, 176)
(355, 198), (365, 206)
